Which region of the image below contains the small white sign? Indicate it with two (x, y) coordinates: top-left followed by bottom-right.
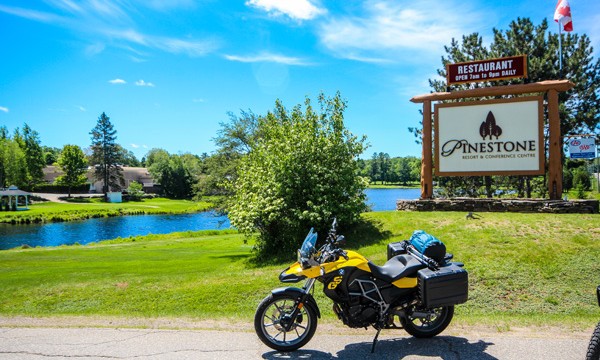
(435, 97), (544, 176)
(568, 138), (596, 159)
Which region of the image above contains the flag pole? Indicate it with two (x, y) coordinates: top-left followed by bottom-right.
(558, 23), (563, 78)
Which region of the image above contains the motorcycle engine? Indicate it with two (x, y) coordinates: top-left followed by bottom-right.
(333, 295), (379, 328)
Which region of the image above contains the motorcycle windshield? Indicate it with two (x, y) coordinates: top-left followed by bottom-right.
(299, 228), (317, 258)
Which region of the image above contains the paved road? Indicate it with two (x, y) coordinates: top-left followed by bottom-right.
(0, 327), (590, 360)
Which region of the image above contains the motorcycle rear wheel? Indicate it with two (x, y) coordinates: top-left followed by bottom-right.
(400, 305), (454, 338)
(254, 293), (318, 352)
(586, 321), (600, 360)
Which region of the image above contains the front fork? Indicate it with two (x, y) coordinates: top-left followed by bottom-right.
(282, 278), (317, 332)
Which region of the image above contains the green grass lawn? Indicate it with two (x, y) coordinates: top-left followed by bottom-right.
(0, 198), (215, 224)
(0, 211), (598, 328)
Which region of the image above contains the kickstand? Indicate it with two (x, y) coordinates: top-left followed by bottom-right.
(371, 328), (381, 353)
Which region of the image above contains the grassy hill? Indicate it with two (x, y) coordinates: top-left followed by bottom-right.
(0, 211), (598, 328)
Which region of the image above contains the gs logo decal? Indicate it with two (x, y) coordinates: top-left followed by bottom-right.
(328, 276), (343, 290)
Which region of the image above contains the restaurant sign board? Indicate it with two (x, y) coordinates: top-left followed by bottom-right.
(434, 96), (544, 176)
(446, 55), (528, 86)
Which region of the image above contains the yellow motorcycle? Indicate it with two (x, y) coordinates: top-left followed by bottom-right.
(254, 219), (468, 352)
(586, 286), (600, 360)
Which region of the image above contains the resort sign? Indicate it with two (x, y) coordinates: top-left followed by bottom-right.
(446, 55), (528, 86)
(434, 96), (544, 176)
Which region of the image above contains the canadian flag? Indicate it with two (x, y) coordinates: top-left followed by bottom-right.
(554, 0), (573, 32)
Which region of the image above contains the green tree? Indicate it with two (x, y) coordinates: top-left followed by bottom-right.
(395, 157), (413, 185)
(197, 110), (261, 198)
(418, 18), (600, 198)
(56, 144), (88, 197)
(146, 149), (200, 199)
(228, 93), (368, 259)
(126, 181), (145, 201)
(89, 112), (124, 198)
(0, 126), (8, 140)
(116, 145), (141, 167)
(144, 148), (170, 168)
(21, 124), (46, 187)
(378, 152), (391, 183)
(573, 168), (591, 191)
(42, 146), (61, 165)
(0, 138), (27, 188)
(369, 152), (381, 183)
(427, 18), (599, 136)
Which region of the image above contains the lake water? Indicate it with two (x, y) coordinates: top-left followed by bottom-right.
(0, 188), (419, 250)
(365, 188), (420, 211)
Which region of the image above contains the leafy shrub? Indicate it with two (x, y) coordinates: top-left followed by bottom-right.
(227, 93), (368, 260)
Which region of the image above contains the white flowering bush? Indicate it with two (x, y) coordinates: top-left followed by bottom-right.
(227, 93), (368, 260)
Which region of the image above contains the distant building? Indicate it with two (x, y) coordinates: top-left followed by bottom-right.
(42, 166), (160, 194)
(0, 185), (32, 210)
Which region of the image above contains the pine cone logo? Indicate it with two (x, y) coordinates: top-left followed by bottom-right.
(479, 111), (502, 140)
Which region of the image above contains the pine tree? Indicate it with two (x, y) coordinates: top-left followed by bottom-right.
(89, 112), (124, 198)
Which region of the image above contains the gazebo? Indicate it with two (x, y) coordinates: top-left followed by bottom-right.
(0, 186), (31, 211)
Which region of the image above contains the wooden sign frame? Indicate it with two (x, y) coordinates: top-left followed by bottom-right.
(410, 80), (575, 200)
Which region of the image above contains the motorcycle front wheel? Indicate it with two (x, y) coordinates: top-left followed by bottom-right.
(254, 293), (318, 352)
(400, 305), (454, 338)
(586, 321), (600, 360)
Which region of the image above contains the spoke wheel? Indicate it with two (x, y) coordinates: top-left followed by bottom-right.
(400, 305), (454, 338)
(254, 293), (317, 352)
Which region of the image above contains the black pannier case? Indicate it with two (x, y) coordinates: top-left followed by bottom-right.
(417, 263), (468, 308)
(387, 241), (408, 260)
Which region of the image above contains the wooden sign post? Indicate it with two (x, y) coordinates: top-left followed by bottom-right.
(410, 80), (574, 200)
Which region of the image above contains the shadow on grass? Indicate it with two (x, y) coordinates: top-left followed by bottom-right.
(244, 217), (392, 268)
(210, 254), (251, 261)
(342, 217), (393, 250)
(61, 197), (93, 203)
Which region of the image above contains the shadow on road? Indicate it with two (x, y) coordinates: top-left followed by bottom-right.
(262, 336), (496, 360)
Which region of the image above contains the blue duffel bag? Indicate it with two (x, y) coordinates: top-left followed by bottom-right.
(409, 230), (447, 262)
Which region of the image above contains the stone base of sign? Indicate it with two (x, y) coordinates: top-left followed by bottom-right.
(396, 198), (599, 214)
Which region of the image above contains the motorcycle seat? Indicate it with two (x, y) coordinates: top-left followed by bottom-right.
(368, 254), (425, 283)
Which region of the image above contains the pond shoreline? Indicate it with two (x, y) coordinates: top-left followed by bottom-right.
(0, 188), (415, 249)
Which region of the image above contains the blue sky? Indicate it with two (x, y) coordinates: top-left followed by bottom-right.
(1, 0), (599, 160)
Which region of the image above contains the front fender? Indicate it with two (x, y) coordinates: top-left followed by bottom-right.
(271, 287), (321, 318)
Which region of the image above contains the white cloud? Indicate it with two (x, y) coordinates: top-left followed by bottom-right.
(77, 105), (86, 112)
(2, 3), (218, 59)
(109, 78), (126, 84)
(46, 0), (83, 14)
(102, 28), (218, 57)
(246, 0), (326, 21)
(131, 143), (140, 148)
(135, 80), (155, 87)
(318, 0), (484, 62)
(192, 98), (205, 103)
(225, 52), (310, 65)
(0, 106), (8, 113)
(85, 43), (105, 57)
(155, 36), (218, 57)
(0, 4), (67, 24)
